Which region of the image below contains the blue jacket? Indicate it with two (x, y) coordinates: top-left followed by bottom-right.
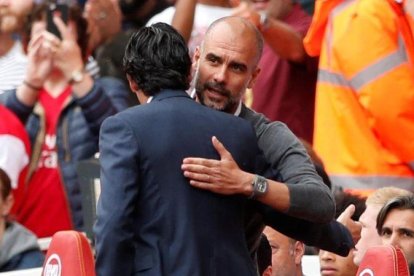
(0, 77), (130, 230)
(95, 89), (267, 276)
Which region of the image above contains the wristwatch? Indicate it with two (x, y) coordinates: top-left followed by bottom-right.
(69, 69), (85, 84)
(249, 175), (269, 200)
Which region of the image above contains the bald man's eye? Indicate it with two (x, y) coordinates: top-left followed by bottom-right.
(206, 55), (219, 64)
(230, 64), (246, 73)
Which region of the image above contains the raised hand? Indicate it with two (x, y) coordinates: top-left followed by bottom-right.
(52, 16), (84, 82)
(230, 0), (261, 29)
(25, 31), (60, 88)
(181, 136), (254, 195)
(337, 204), (362, 244)
(83, 0), (121, 52)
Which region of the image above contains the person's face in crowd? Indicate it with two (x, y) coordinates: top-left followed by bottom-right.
(380, 208), (414, 266)
(319, 249), (358, 276)
(263, 227), (303, 276)
(0, 0), (33, 34)
(193, 21), (260, 114)
(353, 204), (383, 265)
(0, 185), (13, 231)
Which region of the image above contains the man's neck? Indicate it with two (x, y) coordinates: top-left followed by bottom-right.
(0, 34), (15, 57)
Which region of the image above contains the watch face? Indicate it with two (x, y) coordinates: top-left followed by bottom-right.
(254, 176), (268, 196)
(257, 181), (267, 193)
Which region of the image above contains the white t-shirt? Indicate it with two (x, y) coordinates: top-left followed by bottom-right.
(146, 4), (233, 55)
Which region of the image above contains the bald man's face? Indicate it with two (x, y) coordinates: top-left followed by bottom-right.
(193, 21), (260, 114)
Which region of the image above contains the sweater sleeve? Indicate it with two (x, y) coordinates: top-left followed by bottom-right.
(74, 77), (131, 135)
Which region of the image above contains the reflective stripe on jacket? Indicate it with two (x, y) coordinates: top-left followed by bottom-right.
(304, 0), (414, 194)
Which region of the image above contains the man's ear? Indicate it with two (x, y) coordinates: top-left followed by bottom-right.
(192, 46), (201, 72)
(262, 265), (273, 276)
(247, 66), (261, 89)
(294, 241), (305, 265)
(126, 74), (140, 93)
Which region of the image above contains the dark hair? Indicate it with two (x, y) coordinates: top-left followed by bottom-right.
(376, 195), (414, 235)
(334, 191), (366, 220)
(123, 22), (192, 96)
(23, 4), (89, 60)
(257, 233), (272, 275)
(0, 168), (12, 201)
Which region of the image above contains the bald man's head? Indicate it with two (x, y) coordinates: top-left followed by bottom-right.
(203, 16), (264, 65)
(192, 16), (262, 114)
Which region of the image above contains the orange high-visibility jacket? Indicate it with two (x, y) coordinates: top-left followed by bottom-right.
(304, 0), (414, 195)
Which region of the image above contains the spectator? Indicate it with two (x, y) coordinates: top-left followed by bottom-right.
(0, 4), (130, 238)
(0, 105), (30, 217)
(232, 0), (318, 143)
(319, 191), (366, 276)
(352, 187), (412, 266)
(0, 0), (33, 92)
(377, 195), (414, 269)
(0, 169), (44, 272)
(304, 0), (414, 196)
(263, 226), (305, 276)
(257, 234), (273, 276)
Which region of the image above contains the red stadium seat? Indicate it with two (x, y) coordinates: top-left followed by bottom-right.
(41, 231), (95, 276)
(356, 245), (409, 276)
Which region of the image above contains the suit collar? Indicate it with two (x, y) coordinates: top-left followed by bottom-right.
(152, 89), (191, 102)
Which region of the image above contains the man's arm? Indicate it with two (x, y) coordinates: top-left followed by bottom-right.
(182, 136), (290, 213)
(171, 0), (196, 43)
(94, 115), (140, 275)
(230, 1), (308, 63)
(182, 132), (335, 223)
(256, 202), (354, 257)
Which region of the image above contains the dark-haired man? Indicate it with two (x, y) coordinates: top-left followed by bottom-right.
(377, 195), (414, 269)
(94, 22), (271, 275)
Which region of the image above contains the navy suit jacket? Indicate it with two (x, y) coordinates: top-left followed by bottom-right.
(94, 90), (267, 275)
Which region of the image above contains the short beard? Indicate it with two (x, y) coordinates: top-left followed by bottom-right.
(194, 72), (239, 114)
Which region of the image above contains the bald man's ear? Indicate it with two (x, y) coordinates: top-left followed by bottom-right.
(294, 241), (305, 265)
(247, 67), (261, 89)
(192, 46), (201, 71)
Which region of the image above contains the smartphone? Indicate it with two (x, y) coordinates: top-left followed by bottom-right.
(46, 3), (69, 39)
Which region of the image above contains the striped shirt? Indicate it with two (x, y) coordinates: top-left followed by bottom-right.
(0, 41), (28, 94)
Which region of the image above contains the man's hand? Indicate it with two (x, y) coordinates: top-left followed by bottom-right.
(230, 0), (261, 29)
(84, 0), (121, 52)
(337, 204), (362, 244)
(52, 16), (84, 81)
(181, 136), (254, 196)
(24, 31), (58, 88)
